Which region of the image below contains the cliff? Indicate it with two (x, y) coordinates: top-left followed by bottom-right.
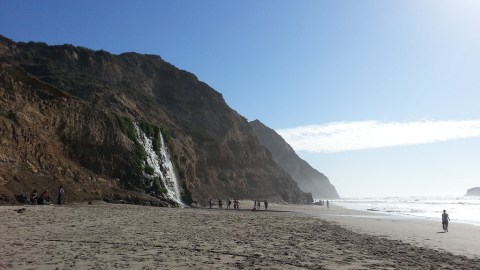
(250, 120), (339, 199)
(466, 187), (480, 196)
(0, 35), (312, 205)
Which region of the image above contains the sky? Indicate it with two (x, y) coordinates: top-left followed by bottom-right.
(1, 0), (479, 197)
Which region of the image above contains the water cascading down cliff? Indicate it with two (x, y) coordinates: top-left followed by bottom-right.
(134, 123), (183, 205)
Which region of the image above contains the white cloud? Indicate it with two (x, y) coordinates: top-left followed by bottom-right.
(276, 120), (480, 153)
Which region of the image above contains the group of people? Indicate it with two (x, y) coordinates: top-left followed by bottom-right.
(253, 199), (268, 211)
(209, 198), (241, 210)
(208, 199), (269, 211)
(17, 186), (65, 205)
(315, 200), (330, 208)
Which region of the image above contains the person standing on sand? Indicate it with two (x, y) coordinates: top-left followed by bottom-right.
(442, 210), (450, 232)
(264, 200), (268, 210)
(327, 200), (330, 208)
(209, 199), (213, 209)
(57, 186), (64, 205)
(257, 200), (261, 210)
(227, 199), (231, 209)
(218, 199), (223, 209)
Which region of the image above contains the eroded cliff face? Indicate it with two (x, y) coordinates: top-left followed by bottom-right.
(0, 35), (311, 205)
(250, 120), (340, 199)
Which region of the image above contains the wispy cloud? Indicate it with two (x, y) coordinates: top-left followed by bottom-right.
(276, 120), (480, 153)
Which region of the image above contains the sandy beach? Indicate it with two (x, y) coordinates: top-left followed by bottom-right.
(1, 202), (479, 270)
(293, 203), (480, 260)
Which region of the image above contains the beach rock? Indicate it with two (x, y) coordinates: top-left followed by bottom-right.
(466, 187), (480, 196)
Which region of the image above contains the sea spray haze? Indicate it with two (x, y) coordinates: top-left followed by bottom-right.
(335, 196), (480, 226)
(0, 35), (313, 204)
(250, 119), (339, 199)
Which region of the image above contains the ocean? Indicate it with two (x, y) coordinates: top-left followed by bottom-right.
(332, 196), (480, 226)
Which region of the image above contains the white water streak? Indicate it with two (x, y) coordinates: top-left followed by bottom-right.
(134, 123), (183, 205)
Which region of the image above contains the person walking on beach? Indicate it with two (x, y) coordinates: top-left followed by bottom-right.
(218, 199), (223, 209)
(57, 186), (64, 205)
(327, 200), (330, 208)
(442, 210), (450, 232)
(264, 200), (268, 210)
(209, 199), (213, 209)
(257, 200), (261, 210)
(227, 199), (231, 209)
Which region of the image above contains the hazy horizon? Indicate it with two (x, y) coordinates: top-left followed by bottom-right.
(1, 1), (479, 197)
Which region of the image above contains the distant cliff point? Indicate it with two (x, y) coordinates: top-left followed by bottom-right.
(250, 120), (339, 199)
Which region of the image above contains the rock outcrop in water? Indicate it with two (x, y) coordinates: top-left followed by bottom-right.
(250, 120), (339, 199)
(0, 35), (312, 205)
(466, 187), (480, 196)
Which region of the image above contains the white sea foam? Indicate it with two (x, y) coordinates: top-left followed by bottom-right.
(331, 196), (480, 226)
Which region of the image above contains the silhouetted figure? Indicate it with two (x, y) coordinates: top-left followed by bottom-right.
(209, 199), (213, 209)
(236, 199), (240, 210)
(30, 190), (38, 205)
(264, 200), (268, 210)
(253, 200), (256, 210)
(257, 200), (261, 210)
(57, 186), (64, 205)
(442, 210), (450, 232)
(327, 200), (330, 208)
(218, 199), (223, 209)
(227, 199), (231, 209)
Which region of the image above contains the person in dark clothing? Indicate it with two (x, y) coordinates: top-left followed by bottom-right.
(57, 186), (64, 205)
(227, 199), (231, 209)
(30, 190), (38, 205)
(442, 210), (450, 232)
(264, 200), (268, 210)
(218, 199), (223, 209)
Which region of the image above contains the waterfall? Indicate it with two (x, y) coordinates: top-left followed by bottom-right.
(134, 123), (183, 206)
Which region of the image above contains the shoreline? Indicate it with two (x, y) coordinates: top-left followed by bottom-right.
(280, 203), (480, 259)
(1, 202), (479, 269)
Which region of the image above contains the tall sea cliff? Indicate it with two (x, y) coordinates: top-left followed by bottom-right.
(0, 35), (313, 205)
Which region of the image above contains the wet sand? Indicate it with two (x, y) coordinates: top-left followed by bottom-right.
(1, 202), (479, 269)
(291, 203), (480, 260)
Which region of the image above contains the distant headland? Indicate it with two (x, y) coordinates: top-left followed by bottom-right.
(466, 187), (480, 196)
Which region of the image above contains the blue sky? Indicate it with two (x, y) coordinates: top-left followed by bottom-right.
(1, 1), (479, 197)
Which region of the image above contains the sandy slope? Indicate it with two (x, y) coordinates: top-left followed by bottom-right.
(0, 202), (479, 269)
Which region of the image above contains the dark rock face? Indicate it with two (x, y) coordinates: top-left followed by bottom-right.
(466, 187), (480, 196)
(250, 120), (340, 199)
(0, 35), (312, 205)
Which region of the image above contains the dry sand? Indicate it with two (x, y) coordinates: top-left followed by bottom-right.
(1, 202), (479, 269)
